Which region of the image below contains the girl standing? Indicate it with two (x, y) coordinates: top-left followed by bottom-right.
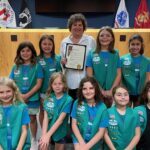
(60, 13), (96, 100)
(37, 34), (61, 127)
(121, 34), (150, 107)
(39, 72), (73, 150)
(71, 77), (108, 150)
(0, 77), (30, 150)
(9, 41), (43, 149)
(104, 85), (141, 150)
(134, 81), (150, 150)
(86, 26), (121, 108)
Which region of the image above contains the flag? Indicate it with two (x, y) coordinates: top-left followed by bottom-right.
(114, 0), (129, 28)
(0, 0), (16, 28)
(134, 0), (150, 28)
(19, 0), (32, 28)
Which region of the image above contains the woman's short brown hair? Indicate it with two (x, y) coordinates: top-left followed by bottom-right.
(67, 13), (87, 31)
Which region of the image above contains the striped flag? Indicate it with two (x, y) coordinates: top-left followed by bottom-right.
(134, 0), (150, 28)
(114, 0), (129, 28)
(0, 0), (16, 28)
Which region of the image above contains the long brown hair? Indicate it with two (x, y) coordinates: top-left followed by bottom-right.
(128, 34), (144, 55)
(14, 41), (37, 67)
(95, 26), (115, 53)
(139, 81), (150, 105)
(78, 77), (103, 105)
(39, 34), (55, 59)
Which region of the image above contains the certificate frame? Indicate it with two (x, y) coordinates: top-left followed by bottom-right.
(65, 43), (86, 70)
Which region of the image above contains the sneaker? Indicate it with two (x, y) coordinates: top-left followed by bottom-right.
(30, 138), (38, 150)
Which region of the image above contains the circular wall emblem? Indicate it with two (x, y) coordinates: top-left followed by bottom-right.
(117, 11), (127, 26)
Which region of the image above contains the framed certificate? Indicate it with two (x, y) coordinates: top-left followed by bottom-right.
(65, 43), (86, 70)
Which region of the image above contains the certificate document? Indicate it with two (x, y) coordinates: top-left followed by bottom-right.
(65, 43), (86, 70)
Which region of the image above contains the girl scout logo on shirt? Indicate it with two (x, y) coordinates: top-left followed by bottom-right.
(138, 111), (144, 123)
(14, 69), (20, 75)
(0, 113), (2, 125)
(78, 105), (85, 112)
(123, 58), (131, 66)
(45, 98), (55, 119)
(138, 111), (143, 115)
(23, 77), (28, 80)
(46, 101), (54, 109)
(77, 104), (85, 116)
(49, 68), (56, 72)
(139, 116), (144, 123)
(39, 59), (46, 66)
(109, 115), (118, 126)
(92, 54), (100, 64)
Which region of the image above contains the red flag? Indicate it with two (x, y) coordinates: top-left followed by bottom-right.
(134, 0), (150, 28)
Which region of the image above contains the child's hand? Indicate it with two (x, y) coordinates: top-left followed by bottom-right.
(105, 90), (112, 97)
(79, 141), (89, 150)
(0, 145), (3, 150)
(101, 89), (107, 97)
(21, 94), (29, 103)
(79, 144), (89, 150)
(38, 133), (50, 150)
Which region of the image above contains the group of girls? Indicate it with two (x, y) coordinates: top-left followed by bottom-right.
(1, 75), (150, 150)
(0, 13), (150, 150)
(86, 26), (150, 108)
(0, 33), (62, 150)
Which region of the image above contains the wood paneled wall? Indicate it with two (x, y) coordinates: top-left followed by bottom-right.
(0, 29), (150, 76)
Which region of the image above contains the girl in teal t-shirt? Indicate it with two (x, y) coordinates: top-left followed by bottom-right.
(0, 77), (30, 150)
(9, 41), (43, 149)
(37, 34), (61, 127)
(121, 34), (150, 107)
(86, 26), (121, 108)
(134, 81), (150, 149)
(39, 72), (72, 150)
(71, 77), (108, 150)
(104, 85), (141, 150)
